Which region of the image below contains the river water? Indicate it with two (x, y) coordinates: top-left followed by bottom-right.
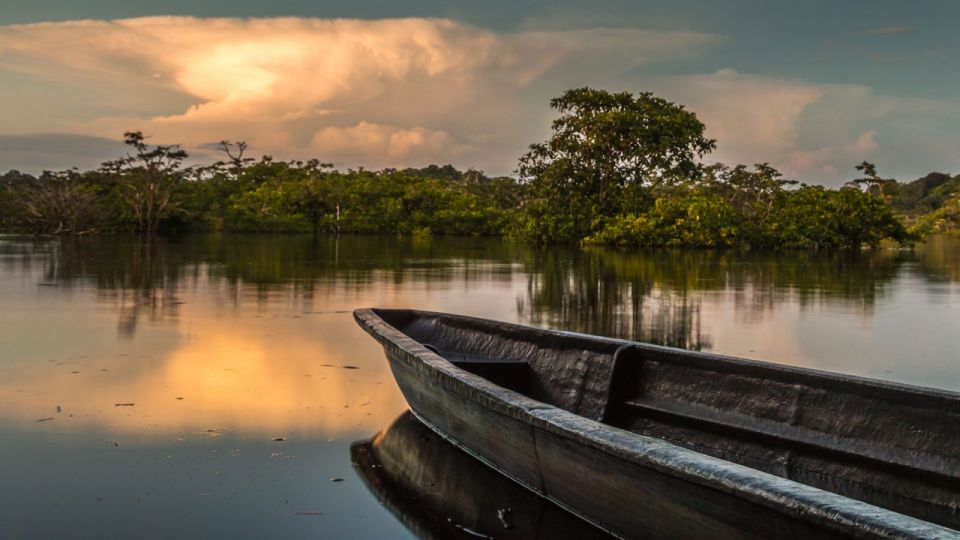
(1, 234), (958, 538)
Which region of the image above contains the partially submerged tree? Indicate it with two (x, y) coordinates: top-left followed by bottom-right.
(704, 163), (798, 231)
(101, 131), (189, 234)
(515, 88), (716, 242)
(21, 169), (98, 235)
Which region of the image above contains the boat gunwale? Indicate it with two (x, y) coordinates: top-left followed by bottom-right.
(354, 307), (959, 539)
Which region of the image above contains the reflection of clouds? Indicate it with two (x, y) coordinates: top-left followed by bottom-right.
(0, 237), (530, 439)
(4, 235), (960, 439)
(0, 306), (407, 439)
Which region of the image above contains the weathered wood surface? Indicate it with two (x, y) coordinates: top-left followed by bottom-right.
(354, 308), (960, 539)
(351, 411), (613, 539)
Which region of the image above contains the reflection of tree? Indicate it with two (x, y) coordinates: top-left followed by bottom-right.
(113, 238), (184, 338)
(5, 234), (959, 344)
(23, 235), (520, 337)
(911, 235), (960, 284)
(517, 245), (919, 348)
(46, 237), (184, 338)
(517, 248), (709, 348)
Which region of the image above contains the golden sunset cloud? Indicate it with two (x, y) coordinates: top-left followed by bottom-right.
(0, 17), (716, 169)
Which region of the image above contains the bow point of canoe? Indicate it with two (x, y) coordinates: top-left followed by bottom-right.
(353, 308), (960, 539)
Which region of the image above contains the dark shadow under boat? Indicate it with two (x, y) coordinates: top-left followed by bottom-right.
(351, 411), (613, 540)
(355, 308), (960, 539)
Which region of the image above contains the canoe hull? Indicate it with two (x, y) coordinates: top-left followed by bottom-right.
(350, 412), (612, 540)
(386, 341), (843, 539)
(357, 308), (957, 539)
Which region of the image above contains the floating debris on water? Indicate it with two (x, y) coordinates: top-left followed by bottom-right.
(330, 477), (344, 482)
(272, 437), (286, 442)
(36, 417), (54, 422)
(114, 403), (135, 407)
(56, 405), (61, 413)
(295, 511), (324, 516)
(175, 397), (184, 400)
(341, 365), (360, 370)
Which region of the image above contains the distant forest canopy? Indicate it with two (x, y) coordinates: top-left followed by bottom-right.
(1, 88), (958, 248)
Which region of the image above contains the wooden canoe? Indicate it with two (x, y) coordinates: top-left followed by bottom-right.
(351, 411), (612, 539)
(354, 308), (960, 539)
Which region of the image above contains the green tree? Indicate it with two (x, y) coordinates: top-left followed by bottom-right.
(101, 131), (189, 233)
(853, 161), (896, 203)
(515, 88), (716, 242)
(20, 169), (100, 235)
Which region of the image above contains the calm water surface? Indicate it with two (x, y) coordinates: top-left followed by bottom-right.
(1, 234), (959, 539)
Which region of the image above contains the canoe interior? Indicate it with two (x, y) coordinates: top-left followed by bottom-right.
(374, 309), (960, 529)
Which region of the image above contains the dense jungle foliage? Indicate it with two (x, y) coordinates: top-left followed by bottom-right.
(1, 88), (957, 247)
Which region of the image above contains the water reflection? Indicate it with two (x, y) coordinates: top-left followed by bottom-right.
(2, 235), (959, 425)
(1, 233), (960, 537)
(351, 412), (612, 539)
(516, 247), (909, 348)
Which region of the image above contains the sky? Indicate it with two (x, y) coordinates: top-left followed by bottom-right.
(1, 1), (959, 184)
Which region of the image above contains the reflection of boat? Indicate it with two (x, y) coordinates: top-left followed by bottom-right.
(351, 412), (612, 540)
(354, 308), (960, 538)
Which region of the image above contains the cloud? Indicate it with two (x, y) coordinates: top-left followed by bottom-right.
(311, 122), (464, 163)
(0, 133), (126, 172)
(0, 16), (716, 173)
(2, 17), (958, 183)
(651, 70), (960, 184)
(861, 26), (912, 35)
(652, 69), (824, 160)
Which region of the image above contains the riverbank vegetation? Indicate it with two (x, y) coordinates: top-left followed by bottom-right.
(2, 88), (958, 247)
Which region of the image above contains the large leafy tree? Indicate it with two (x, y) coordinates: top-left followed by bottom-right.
(101, 131), (189, 234)
(514, 88), (715, 242)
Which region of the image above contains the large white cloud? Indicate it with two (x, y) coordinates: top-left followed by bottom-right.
(1, 17), (958, 181)
(651, 69), (960, 184)
(0, 16), (716, 171)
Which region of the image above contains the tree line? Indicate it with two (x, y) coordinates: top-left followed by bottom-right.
(1, 88), (957, 248)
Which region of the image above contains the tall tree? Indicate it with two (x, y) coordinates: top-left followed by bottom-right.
(853, 161), (895, 203)
(515, 88), (715, 242)
(101, 131), (188, 233)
